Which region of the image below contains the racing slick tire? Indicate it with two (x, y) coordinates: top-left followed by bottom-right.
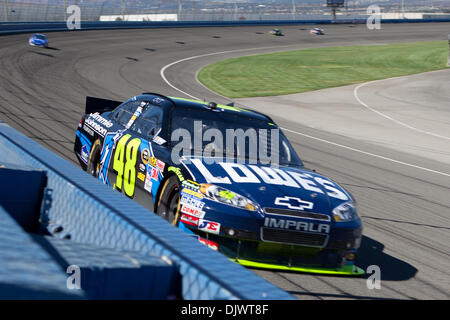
(156, 175), (181, 226)
(87, 139), (101, 178)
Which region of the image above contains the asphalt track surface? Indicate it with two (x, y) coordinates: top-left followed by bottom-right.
(1, 23), (449, 300)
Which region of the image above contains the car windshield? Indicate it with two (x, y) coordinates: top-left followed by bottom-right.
(170, 107), (303, 167)
(34, 35), (46, 40)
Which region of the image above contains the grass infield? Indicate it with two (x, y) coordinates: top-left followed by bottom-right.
(198, 41), (448, 98)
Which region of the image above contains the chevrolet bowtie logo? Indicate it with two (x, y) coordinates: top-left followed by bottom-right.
(274, 196), (314, 211)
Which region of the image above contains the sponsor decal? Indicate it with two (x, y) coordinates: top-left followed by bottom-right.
(139, 163), (146, 172)
(218, 190), (235, 200)
(149, 156), (157, 167)
(180, 213), (199, 227)
(198, 237), (218, 251)
(264, 217), (330, 234)
(80, 145), (89, 165)
(181, 187), (203, 200)
(88, 112), (113, 128)
(141, 148), (150, 164)
(182, 180), (200, 190)
(151, 167), (158, 180)
(137, 172), (145, 182)
(274, 196), (314, 211)
(345, 252), (355, 261)
(198, 219), (220, 235)
(189, 160), (350, 201)
(84, 118), (108, 137)
(153, 135), (166, 145)
(156, 160), (165, 172)
(82, 124), (94, 137)
(180, 195), (205, 210)
(180, 204), (205, 218)
(124, 103), (145, 129)
(144, 171), (152, 193)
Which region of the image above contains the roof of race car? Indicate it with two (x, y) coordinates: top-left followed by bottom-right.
(134, 93), (274, 124)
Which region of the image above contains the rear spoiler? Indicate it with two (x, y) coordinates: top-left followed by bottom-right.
(85, 96), (123, 115)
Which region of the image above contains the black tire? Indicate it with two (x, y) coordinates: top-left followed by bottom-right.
(87, 140), (101, 178)
(156, 175), (181, 226)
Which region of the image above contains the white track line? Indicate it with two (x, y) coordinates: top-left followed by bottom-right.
(160, 44), (302, 100)
(282, 128), (450, 178)
(160, 49), (450, 178)
(354, 80), (450, 141)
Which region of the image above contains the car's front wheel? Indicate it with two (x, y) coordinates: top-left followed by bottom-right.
(156, 176), (181, 226)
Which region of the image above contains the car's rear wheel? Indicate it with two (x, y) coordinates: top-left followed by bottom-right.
(87, 140), (101, 178)
(156, 176), (181, 226)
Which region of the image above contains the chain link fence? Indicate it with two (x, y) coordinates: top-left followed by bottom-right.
(1, 1), (449, 22)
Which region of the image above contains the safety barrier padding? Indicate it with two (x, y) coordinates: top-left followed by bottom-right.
(0, 122), (294, 300)
(1, 18), (450, 35)
(0, 205), (85, 299)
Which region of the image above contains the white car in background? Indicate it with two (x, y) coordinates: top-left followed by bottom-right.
(310, 28), (325, 35)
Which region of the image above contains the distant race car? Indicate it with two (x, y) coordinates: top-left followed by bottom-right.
(74, 93), (364, 275)
(269, 28), (284, 36)
(310, 28), (325, 35)
(29, 33), (48, 47)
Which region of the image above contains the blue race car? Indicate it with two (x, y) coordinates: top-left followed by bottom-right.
(29, 33), (48, 47)
(74, 93), (364, 275)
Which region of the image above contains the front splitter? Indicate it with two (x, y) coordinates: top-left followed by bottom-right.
(234, 258), (365, 276)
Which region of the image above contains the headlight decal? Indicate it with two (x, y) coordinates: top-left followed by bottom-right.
(332, 202), (358, 222)
(199, 183), (257, 211)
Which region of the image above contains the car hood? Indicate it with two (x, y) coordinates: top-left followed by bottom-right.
(181, 158), (353, 216)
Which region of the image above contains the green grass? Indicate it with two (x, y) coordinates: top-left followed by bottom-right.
(198, 41), (449, 98)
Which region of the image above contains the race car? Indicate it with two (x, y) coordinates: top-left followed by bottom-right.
(29, 33), (48, 47)
(74, 93), (364, 275)
(310, 27), (325, 35)
(269, 28), (284, 36)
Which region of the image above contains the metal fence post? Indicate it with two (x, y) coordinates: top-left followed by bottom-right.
(64, 0), (67, 21)
(291, 0), (296, 20)
(4, 0), (8, 22)
(177, 0), (182, 21)
(448, 34), (450, 67)
(44, 0), (49, 21)
(401, 0), (405, 19)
